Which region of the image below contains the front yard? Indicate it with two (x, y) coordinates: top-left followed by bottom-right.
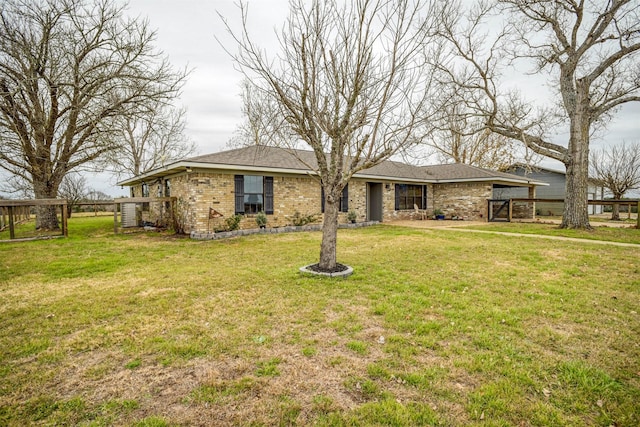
(1, 217), (638, 426)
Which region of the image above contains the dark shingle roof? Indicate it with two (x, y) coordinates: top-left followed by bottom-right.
(185, 146), (434, 181)
(185, 146), (316, 171)
(119, 145), (546, 186)
(421, 163), (537, 182)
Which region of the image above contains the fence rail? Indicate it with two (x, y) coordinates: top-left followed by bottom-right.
(489, 198), (640, 228)
(0, 199), (68, 240)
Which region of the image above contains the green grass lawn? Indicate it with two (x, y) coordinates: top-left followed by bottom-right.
(1, 217), (639, 426)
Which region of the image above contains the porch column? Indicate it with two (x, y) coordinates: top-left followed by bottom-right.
(529, 186), (536, 220)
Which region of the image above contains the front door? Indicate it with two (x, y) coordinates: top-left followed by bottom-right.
(367, 183), (383, 222)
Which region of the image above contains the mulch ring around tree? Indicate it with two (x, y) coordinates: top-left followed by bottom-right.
(299, 263), (354, 278)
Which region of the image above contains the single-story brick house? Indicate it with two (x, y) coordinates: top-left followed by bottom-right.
(117, 145), (547, 232)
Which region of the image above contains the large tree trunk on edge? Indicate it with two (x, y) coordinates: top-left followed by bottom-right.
(561, 90), (592, 230)
(34, 179), (60, 230)
(319, 194), (340, 271)
(562, 160), (591, 229)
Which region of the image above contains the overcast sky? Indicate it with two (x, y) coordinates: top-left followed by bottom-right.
(93, 0), (639, 196)
(124, 0), (288, 155)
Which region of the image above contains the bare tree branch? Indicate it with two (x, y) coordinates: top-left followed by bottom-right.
(104, 103), (197, 180)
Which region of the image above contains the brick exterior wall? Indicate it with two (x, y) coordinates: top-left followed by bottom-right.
(158, 172), (337, 233)
(130, 173), (495, 232)
(432, 182), (492, 220)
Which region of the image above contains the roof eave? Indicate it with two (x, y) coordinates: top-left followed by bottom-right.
(117, 161), (548, 187)
(117, 161), (318, 186)
(434, 177), (549, 186)
(352, 172), (437, 183)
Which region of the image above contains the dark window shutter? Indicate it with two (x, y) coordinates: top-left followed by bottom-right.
(234, 175), (244, 214)
(394, 184), (400, 210)
(340, 184), (349, 212)
(321, 187), (325, 213)
(422, 185), (427, 209)
(264, 176), (274, 214)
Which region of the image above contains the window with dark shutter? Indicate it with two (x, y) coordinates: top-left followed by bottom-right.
(264, 176), (274, 214)
(243, 175), (263, 213)
(340, 184), (349, 212)
(321, 184), (348, 212)
(234, 175), (244, 214)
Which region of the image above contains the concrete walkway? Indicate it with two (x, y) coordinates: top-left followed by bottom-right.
(386, 220), (640, 248)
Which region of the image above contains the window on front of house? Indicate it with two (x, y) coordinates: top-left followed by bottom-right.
(321, 184), (349, 213)
(234, 175), (274, 214)
(395, 184), (426, 210)
(244, 175), (263, 213)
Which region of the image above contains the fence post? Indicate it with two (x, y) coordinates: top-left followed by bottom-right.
(61, 203), (68, 237)
(113, 203), (119, 234)
(8, 206), (15, 239)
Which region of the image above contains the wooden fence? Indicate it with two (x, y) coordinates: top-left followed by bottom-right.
(489, 198), (640, 228)
(0, 199), (68, 241)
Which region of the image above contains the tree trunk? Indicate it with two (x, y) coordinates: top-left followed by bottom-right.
(611, 192), (622, 220)
(319, 194), (340, 271)
(560, 82), (592, 230)
(610, 205), (620, 221)
(561, 160), (591, 229)
(34, 180), (60, 230)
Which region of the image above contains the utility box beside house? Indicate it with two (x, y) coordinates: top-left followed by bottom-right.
(120, 203), (138, 228)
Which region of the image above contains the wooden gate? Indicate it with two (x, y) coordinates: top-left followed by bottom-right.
(488, 199), (510, 222)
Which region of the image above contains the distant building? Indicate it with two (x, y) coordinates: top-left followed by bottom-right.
(500, 164), (605, 216)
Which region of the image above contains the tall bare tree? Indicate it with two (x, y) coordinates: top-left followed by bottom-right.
(106, 103), (196, 180)
(221, 0), (438, 271)
(425, 101), (541, 170)
(0, 0), (186, 229)
(590, 142), (640, 220)
(433, 0), (640, 229)
(227, 78), (289, 148)
(58, 173), (87, 217)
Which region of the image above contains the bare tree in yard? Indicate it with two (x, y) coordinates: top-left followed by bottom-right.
(433, 0), (640, 229)
(590, 142), (640, 220)
(426, 101), (541, 170)
(0, 173), (33, 199)
(106, 103), (197, 180)
(58, 173), (87, 218)
(0, 0), (186, 230)
(221, 0), (438, 271)
(227, 78), (289, 148)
